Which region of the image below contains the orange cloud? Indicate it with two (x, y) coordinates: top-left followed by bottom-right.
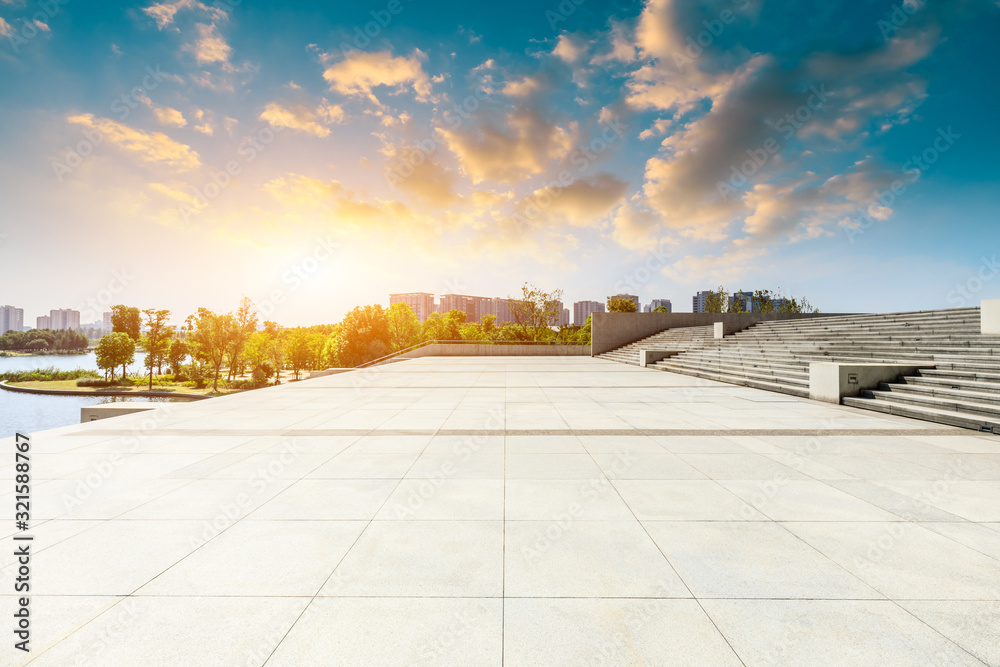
(66, 114), (200, 170)
(259, 101), (345, 137)
(322, 50), (432, 105)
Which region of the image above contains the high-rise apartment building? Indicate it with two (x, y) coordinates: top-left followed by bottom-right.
(492, 297), (515, 325)
(36, 315), (51, 330)
(49, 308), (81, 331)
(0, 305), (23, 334)
(103, 311), (113, 333)
(644, 299), (672, 313)
(558, 308), (570, 326)
(692, 290), (713, 313)
(439, 294), (492, 323)
(573, 300), (604, 326)
(389, 292), (437, 322)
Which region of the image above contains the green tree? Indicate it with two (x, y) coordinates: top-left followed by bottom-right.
(245, 331), (281, 385)
(141, 309), (173, 390)
(95, 332), (136, 381)
(607, 295), (638, 313)
(286, 328), (314, 380)
(422, 310), (464, 342)
(227, 296), (259, 381)
(652, 306), (669, 313)
(111, 305), (141, 341)
(168, 339), (189, 375)
(753, 289), (775, 314)
(387, 302), (422, 352)
(337, 305), (391, 366)
(189, 308), (233, 392)
(509, 283), (564, 340)
(703, 286), (728, 313)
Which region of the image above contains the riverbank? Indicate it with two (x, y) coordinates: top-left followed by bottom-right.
(1, 380), (212, 400)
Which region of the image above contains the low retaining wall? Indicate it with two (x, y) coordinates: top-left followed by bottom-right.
(81, 404), (160, 422)
(397, 344), (590, 360)
(591, 312), (854, 356)
(0, 380), (208, 400)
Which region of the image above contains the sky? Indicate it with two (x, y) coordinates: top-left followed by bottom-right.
(0, 0), (998, 326)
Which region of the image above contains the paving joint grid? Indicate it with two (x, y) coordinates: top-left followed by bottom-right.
(260, 370), (477, 665)
(59, 428), (973, 437)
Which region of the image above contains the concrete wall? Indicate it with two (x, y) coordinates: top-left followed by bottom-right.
(591, 312), (852, 355)
(81, 404), (159, 422)
(984, 299), (1000, 335)
(397, 344), (590, 360)
(809, 363), (934, 404)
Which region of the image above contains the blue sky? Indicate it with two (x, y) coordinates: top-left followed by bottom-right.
(0, 0), (998, 326)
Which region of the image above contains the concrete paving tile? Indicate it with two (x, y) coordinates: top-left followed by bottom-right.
(719, 480), (902, 521)
(139, 520), (367, 596)
(644, 521), (881, 599)
(505, 520), (689, 597)
(615, 480), (767, 521)
(503, 598), (742, 666)
(376, 479), (504, 520)
(703, 599), (985, 666)
(505, 479), (634, 520)
(783, 521), (1000, 600)
(321, 520), (503, 597)
(250, 479), (398, 520)
(31, 596), (309, 667)
(267, 597), (501, 666)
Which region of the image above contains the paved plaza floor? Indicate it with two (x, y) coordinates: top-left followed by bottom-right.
(2, 356), (999, 665)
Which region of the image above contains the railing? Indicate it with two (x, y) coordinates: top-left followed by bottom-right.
(352, 339), (589, 370)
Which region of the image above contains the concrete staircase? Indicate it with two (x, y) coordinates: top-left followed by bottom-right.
(598, 308), (1000, 433)
(596, 325), (716, 366)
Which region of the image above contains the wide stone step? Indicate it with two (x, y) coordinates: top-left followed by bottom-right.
(898, 376), (1000, 395)
(918, 369), (1000, 383)
(861, 388), (1000, 419)
(656, 359), (809, 387)
(652, 363), (809, 397)
(879, 381), (1000, 404)
(843, 395), (1000, 434)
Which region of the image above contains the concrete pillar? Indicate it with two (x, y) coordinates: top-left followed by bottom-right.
(713, 322), (724, 339)
(983, 299), (1000, 335)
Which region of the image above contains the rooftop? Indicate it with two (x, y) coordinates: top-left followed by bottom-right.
(3, 356), (999, 665)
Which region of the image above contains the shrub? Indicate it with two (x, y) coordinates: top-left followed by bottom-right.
(76, 379), (120, 388)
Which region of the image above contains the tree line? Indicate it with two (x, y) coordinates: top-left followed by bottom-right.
(0, 328), (88, 351)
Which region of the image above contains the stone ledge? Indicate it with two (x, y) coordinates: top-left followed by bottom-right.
(809, 362), (935, 404)
(81, 403), (159, 423)
(983, 299), (1000, 335)
(639, 350), (682, 367)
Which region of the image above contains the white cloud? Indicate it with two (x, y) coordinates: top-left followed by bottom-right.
(259, 101), (345, 137)
(322, 50), (432, 105)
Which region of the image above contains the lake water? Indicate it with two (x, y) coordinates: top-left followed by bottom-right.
(0, 351), (183, 438)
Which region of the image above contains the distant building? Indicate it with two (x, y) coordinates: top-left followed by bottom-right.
(389, 292), (436, 322)
(606, 294), (640, 311)
(559, 308), (570, 326)
(729, 291), (755, 312)
(103, 311), (113, 333)
(573, 300), (604, 326)
(692, 290), (713, 313)
(492, 297), (515, 325)
(36, 315), (51, 330)
(644, 299), (672, 313)
(439, 294), (492, 323)
(0, 305), (24, 334)
(49, 308), (81, 331)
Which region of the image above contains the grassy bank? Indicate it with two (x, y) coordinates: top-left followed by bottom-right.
(0, 367), (99, 383)
(6, 379), (239, 396)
